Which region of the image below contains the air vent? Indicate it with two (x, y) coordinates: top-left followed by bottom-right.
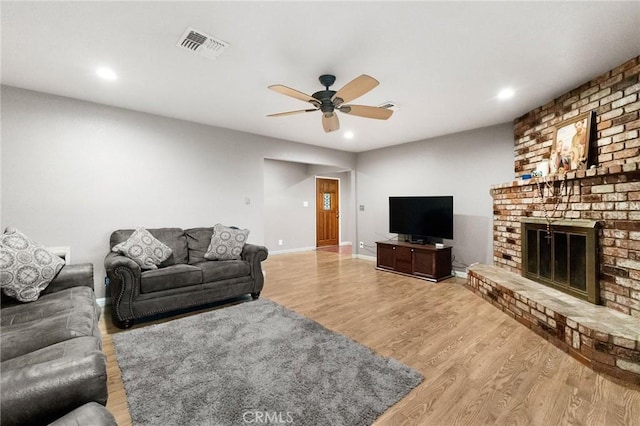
(176, 27), (229, 59)
(378, 101), (399, 111)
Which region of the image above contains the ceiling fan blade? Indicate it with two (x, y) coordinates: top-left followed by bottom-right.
(268, 84), (318, 105)
(322, 113), (340, 133)
(267, 109), (317, 117)
(332, 75), (379, 104)
(339, 105), (393, 120)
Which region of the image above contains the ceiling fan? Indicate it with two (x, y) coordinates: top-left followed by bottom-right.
(267, 74), (393, 133)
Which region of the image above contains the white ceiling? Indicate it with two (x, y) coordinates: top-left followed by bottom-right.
(2, 1), (639, 153)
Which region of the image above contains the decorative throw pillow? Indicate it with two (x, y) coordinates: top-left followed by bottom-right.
(204, 224), (250, 261)
(112, 227), (172, 270)
(0, 227), (65, 302)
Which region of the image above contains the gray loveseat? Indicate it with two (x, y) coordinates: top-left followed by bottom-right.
(105, 227), (268, 329)
(0, 263), (115, 426)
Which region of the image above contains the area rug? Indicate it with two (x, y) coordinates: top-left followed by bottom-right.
(112, 299), (422, 426)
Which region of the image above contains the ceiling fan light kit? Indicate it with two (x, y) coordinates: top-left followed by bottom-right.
(268, 74), (393, 133)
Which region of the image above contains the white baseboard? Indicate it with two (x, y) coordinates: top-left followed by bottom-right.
(269, 246), (317, 255)
(47, 246), (71, 264)
(453, 270), (468, 279)
(96, 297), (110, 307)
(270, 242), (353, 256)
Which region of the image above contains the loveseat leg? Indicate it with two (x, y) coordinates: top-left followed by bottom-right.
(251, 292), (261, 300)
(113, 317), (133, 329)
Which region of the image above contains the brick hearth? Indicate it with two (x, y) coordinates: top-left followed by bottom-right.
(467, 264), (640, 385)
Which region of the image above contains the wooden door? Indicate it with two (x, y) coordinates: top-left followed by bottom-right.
(316, 178), (339, 247)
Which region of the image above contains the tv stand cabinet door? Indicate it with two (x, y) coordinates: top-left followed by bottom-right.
(377, 243), (396, 269)
(413, 249), (435, 278)
(394, 246), (413, 274)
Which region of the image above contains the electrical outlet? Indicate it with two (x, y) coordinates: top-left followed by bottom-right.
(278, 240), (283, 246)
(359, 241), (364, 249)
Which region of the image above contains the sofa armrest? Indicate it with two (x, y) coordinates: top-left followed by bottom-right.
(0, 264), (95, 309)
(241, 244), (269, 293)
(0, 351), (108, 426)
(41, 263), (94, 295)
(48, 402), (116, 426)
(104, 252), (141, 278)
(104, 252), (141, 324)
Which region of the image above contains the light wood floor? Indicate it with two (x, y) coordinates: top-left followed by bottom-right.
(101, 250), (640, 425)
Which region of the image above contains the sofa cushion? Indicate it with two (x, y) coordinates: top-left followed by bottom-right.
(140, 264), (202, 294)
(110, 228), (189, 266)
(204, 224), (250, 261)
(0, 227), (65, 302)
(112, 228), (172, 270)
(0, 304), (99, 361)
(1, 286), (97, 327)
(0, 336), (101, 371)
(185, 227), (213, 265)
(197, 260), (251, 283)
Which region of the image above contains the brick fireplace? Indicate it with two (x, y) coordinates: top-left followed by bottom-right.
(494, 55), (640, 317)
(492, 169), (640, 314)
(466, 56), (640, 384)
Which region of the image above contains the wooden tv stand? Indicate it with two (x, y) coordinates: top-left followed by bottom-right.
(376, 240), (453, 282)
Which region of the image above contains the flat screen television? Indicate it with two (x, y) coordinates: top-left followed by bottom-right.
(389, 196), (454, 242)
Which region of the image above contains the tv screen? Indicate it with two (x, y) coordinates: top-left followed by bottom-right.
(389, 196), (454, 240)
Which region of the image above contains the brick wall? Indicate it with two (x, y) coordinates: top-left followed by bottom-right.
(492, 56), (640, 318)
(514, 56), (639, 176)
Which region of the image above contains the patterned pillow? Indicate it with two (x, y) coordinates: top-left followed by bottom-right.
(0, 227), (65, 302)
(204, 224), (250, 261)
(112, 227), (172, 270)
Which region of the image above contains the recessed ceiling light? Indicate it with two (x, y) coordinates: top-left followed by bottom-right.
(96, 67), (117, 81)
(344, 131), (354, 139)
(497, 88), (515, 100)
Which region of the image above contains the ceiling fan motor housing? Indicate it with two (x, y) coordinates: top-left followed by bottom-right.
(313, 74), (342, 114)
(312, 90), (337, 114)
(313, 74), (339, 114)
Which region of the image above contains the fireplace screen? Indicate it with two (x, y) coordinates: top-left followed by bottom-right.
(521, 220), (599, 304)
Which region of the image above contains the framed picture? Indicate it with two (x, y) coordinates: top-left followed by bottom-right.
(549, 111), (594, 174)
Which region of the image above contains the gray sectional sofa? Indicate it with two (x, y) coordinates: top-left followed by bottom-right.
(105, 227), (268, 328)
(0, 263), (115, 426)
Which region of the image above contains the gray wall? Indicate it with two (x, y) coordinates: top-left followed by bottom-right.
(1, 86), (356, 299)
(1, 85), (514, 302)
(264, 159), (354, 253)
(264, 159), (315, 252)
(355, 124), (514, 271)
